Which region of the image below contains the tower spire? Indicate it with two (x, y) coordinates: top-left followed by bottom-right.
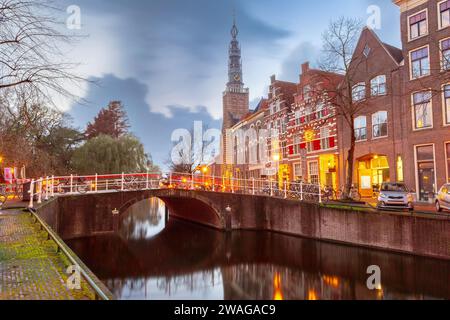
(227, 11), (244, 93)
(231, 9), (238, 39)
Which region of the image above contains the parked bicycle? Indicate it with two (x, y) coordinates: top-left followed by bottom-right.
(336, 185), (361, 201)
(0, 185), (7, 207)
(0, 182), (24, 206)
(322, 185), (337, 202)
(52, 177), (90, 194)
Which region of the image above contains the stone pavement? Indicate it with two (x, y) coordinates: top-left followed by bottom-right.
(0, 209), (95, 300)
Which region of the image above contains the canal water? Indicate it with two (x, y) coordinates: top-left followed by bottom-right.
(66, 198), (450, 300)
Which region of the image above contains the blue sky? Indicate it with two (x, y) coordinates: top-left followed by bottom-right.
(62, 0), (401, 168)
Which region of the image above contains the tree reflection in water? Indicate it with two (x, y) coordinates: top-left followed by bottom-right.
(66, 198), (450, 300)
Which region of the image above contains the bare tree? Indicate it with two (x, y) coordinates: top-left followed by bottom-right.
(0, 0), (84, 105)
(166, 125), (215, 174)
(318, 17), (369, 199)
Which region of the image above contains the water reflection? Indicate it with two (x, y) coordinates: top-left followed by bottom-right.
(66, 198), (450, 300)
(120, 198), (165, 240)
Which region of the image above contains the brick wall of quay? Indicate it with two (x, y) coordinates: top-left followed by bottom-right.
(34, 192), (450, 261)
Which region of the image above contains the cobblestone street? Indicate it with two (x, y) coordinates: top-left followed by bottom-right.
(0, 209), (94, 300)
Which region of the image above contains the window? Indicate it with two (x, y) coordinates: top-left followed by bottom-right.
(397, 156), (404, 182)
(354, 116), (367, 141)
(446, 143), (450, 182)
(440, 0), (450, 29)
(409, 11), (427, 40)
(444, 85), (450, 125)
(413, 91), (432, 129)
(363, 44), (371, 58)
(293, 163), (302, 180)
(294, 111), (301, 126)
(371, 75), (387, 96)
(282, 141), (288, 159)
(372, 111), (388, 138)
(276, 100), (281, 112)
(320, 127), (330, 150)
(294, 136), (301, 155)
(308, 162), (319, 185)
(410, 47), (430, 79)
(441, 38), (450, 70)
(303, 85), (311, 100)
(352, 83), (366, 102)
(282, 116), (288, 133)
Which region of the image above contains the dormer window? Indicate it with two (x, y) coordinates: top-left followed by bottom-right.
(409, 10), (427, 40)
(363, 45), (371, 58)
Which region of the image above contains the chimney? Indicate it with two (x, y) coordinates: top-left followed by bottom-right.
(270, 74), (276, 84)
(301, 62), (310, 75)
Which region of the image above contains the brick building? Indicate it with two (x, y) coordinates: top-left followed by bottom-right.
(214, 0), (449, 203)
(337, 27), (405, 198)
(263, 75), (297, 186)
(228, 98), (268, 182)
(394, 0), (450, 201)
(287, 62), (343, 189)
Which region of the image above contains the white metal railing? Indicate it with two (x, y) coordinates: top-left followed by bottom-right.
(26, 172), (324, 208)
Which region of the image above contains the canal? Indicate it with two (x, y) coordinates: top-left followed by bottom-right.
(66, 198), (450, 300)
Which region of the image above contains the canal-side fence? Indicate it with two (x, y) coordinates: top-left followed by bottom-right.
(28, 206), (115, 300)
(27, 172), (324, 208)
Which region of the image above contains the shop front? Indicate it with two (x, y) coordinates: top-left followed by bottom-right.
(357, 154), (390, 198)
(415, 144), (436, 202)
(319, 154), (338, 189)
(278, 163), (291, 188)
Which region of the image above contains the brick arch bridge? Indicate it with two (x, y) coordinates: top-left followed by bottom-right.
(118, 189), (228, 229)
(43, 189), (302, 240)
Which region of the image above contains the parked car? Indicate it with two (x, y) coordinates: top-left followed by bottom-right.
(377, 182), (414, 211)
(435, 184), (450, 212)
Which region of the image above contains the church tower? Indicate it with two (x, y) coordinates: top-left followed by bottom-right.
(222, 15), (249, 164)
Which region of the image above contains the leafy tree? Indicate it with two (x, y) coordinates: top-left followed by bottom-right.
(85, 101), (130, 139)
(71, 134), (158, 175)
(37, 125), (85, 174)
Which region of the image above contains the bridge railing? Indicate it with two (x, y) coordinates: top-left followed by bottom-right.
(27, 172), (323, 208)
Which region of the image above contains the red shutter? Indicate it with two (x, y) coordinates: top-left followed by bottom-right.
(313, 140), (321, 151)
(289, 146), (294, 155)
(329, 136), (336, 148)
(300, 143), (306, 149)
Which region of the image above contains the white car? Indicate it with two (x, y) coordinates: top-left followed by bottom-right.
(377, 182), (414, 211)
(436, 184), (450, 212)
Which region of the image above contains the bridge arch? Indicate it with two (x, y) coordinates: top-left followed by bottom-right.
(117, 189), (226, 230)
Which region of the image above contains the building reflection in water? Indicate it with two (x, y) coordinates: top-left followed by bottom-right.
(66, 198), (450, 301)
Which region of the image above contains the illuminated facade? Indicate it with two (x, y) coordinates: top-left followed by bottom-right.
(286, 63), (343, 188)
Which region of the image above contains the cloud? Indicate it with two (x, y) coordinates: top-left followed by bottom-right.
(70, 74), (222, 168)
(279, 42), (320, 82)
(60, 0), (290, 119)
